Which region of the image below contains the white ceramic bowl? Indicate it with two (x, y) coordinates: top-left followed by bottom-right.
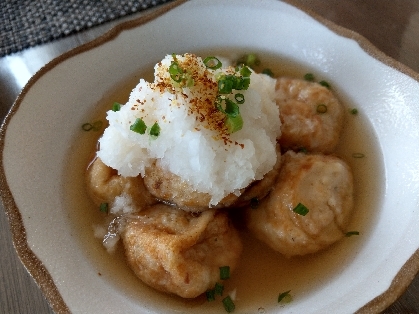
(1, 0), (419, 313)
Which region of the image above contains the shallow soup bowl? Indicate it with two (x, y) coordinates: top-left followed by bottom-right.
(1, 0), (419, 313)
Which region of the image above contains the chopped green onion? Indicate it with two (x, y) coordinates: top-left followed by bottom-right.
(82, 120), (103, 132)
(234, 76), (250, 90)
(219, 266), (230, 280)
(298, 147), (308, 154)
(262, 68), (274, 77)
(130, 118), (147, 134)
(218, 78), (234, 94)
(236, 53), (260, 68)
(250, 197), (259, 209)
(226, 115), (243, 134)
(350, 108), (358, 115)
(345, 231), (360, 237)
(206, 289), (216, 302)
(169, 61), (183, 83)
(82, 123), (93, 131)
(92, 121), (103, 130)
(316, 104), (328, 114)
(150, 122), (160, 137)
(304, 73), (315, 81)
(293, 203), (309, 216)
(203, 56), (222, 70)
(224, 99), (240, 117)
(278, 290), (292, 303)
(112, 102), (121, 112)
(214, 282), (224, 296)
(99, 203), (108, 213)
(319, 80), (331, 89)
(234, 93), (245, 104)
(352, 153), (365, 158)
(240, 65), (252, 78)
(222, 296), (235, 313)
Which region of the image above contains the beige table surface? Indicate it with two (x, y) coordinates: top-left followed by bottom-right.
(1, 0), (418, 313)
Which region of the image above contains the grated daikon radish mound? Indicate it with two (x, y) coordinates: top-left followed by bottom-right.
(97, 53), (281, 206)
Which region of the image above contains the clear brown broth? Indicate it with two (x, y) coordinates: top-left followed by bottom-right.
(63, 49), (384, 313)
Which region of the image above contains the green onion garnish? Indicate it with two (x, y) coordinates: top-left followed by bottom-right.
(219, 266), (230, 280)
(224, 99), (240, 117)
(222, 296), (235, 313)
(293, 203), (309, 216)
(99, 203), (108, 213)
(226, 115), (244, 134)
(206, 289), (216, 302)
(82, 120), (103, 131)
(236, 53), (260, 68)
(352, 153), (365, 158)
(298, 147), (308, 154)
(350, 108), (358, 115)
(316, 104), (328, 114)
(130, 118), (147, 134)
(250, 197), (259, 209)
(169, 61), (183, 83)
(234, 93), (245, 104)
(112, 102), (121, 112)
(239, 66), (252, 78)
(214, 282), (224, 296)
(345, 231), (360, 237)
(218, 78), (234, 94)
(150, 122), (160, 137)
(82, 123), (93, 131)
(203, 56), (222, 70)
(278, 290), (292, 303)
(319, 80), (331, 89)
(262, 68), (274, 77)
(304, 73), (315, 81)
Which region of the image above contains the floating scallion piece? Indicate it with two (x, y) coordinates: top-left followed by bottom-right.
(222, 296), (235, 313)
(99, 202), (108, 213)
(298, 147), (308, 154)
(350, 108), (359, 115)
(150, 122), (161, 137)
(319, 80), (331, 89)
(82, 120), (103, 131)
(262, 68), (274, 77)
(130, 118), (147, 134)
(214, 282), (224, 296)
(316, 104), (328, 114)
(293, 203), (309, 216)
(278, 290), (292, 303)
(206, 289), (216, 302)
(112, 102), (122, 112)
(203, 56), (222, 70)
(345, 231), (360, 237)
(234, 93), (245, 104)
(304, 73), (315, 81)
(236, 53), (260, 68)
(219, 266), (230, 280)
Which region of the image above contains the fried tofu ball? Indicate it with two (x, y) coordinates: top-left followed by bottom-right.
(246, 151), (354, 257)
(275, 77), (344, 153)
(86, 157), (156, 213)
(234, 144), (282, 208)
(143, 161), (239, 212)
(122, 204), (242, 298)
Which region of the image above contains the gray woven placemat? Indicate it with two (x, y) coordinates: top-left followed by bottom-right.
(0, 0), (173, 57)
